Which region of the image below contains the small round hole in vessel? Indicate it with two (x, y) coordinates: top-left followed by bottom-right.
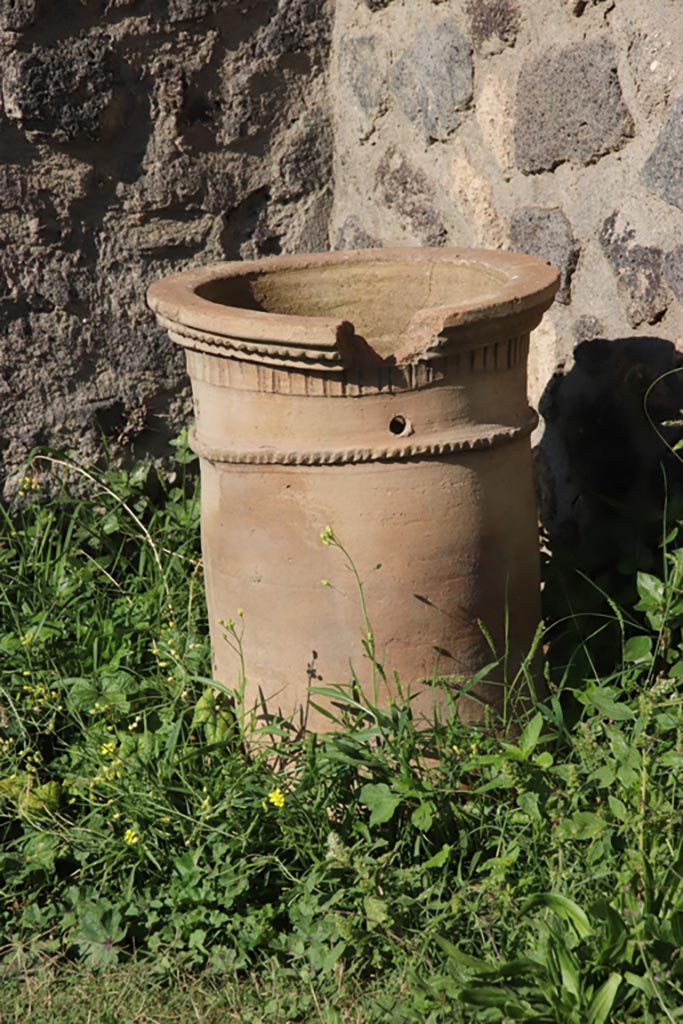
(389, 415), (411, 436)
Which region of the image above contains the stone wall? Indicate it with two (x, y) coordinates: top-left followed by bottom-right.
(0, 0), (333, 491)
(2, 0), (683, 537)
(331, 0), (683, 535)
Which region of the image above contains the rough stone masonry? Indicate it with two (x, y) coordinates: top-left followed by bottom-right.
(1, 0), (683, 535)
(331, 0), (683, 532)
(0, 0), (333, 487)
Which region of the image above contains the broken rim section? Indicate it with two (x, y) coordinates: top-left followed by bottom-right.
(146, 247), (560, 373)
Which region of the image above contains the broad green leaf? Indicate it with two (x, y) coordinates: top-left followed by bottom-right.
(586, 688), (635, 721)
(101, 510), (122, 535)
(588, 973), (622, 1024)
(72, 904), (125, 968)
(21, 832), (61, 872)
(422, 844), (450, 869)
(435, 937), (489, 971)
(623, 635), (652, 664)
(591, 901), (627, 957)
(608, 796), (628, 822)
(521, 894), (592, 939)
(517, 791), (541, 823)
(556, 944), (580, 997)
(20, 781), (61, 816)
(486, 958), (546, 980)
(624, 971), (656, 997)
(635, 571), (665, 607)
(65, 677), (99, 712)
(461, 985), (528, 1015)
(534, 751), (554, 769)
(364, 895), (391, 929)
(557, 811), (607, 841)
(191, 688), (234, 745)
(590, 764), (616, 788)
(518, 712), (543, 759)
(411, 800), (434, 831)
(359, 782), (400, 826)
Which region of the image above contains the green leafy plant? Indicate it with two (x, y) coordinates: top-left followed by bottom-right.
(1, 438), (683, 1023)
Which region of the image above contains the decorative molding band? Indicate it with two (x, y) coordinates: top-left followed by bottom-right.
(185, 348), (444, 395)
(190, 412), (538, 467)
(184, 335), (530, 397)
(161, 318), (346, 372)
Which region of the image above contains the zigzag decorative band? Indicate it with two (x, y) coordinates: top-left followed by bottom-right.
(189, 412), (538, 466)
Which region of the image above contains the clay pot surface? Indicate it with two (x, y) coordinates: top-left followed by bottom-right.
(148, 248), (559, 731)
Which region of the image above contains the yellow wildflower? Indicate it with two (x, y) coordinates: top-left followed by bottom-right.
(123, 827), (139, 846)
(267, 786), (285, 809)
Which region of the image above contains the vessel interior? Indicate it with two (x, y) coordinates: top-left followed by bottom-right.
(194, 258), (508, 359)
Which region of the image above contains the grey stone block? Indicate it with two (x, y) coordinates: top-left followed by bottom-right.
(391, 20), (472, 143)
(599, 212), (669, 327)
(334, 217), (382, 250)
(509, 207), (579, 304)
(466, 0), (520, 50)
(0, 166), (26, 209)
(278, 108), (332, 199)
(642, 98), (683, 211)
(339, 35), (384, 125)
(167, 0), (211, 21)
(572, 315), (605, 343)
(256, 0), (331, 59)
(2, 38), (114, 143)
(664, 247), (683, 301)
(0, 0), (38, 30)
(515, 37), (634, 173)
(376, 146), (446, 245)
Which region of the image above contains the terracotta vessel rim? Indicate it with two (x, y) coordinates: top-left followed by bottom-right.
(147, 247), (559, 368)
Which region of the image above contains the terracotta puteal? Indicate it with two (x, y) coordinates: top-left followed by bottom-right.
(148, 248), (559, 732)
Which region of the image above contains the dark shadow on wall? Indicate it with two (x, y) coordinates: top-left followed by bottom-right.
(536, 333), (683, 680)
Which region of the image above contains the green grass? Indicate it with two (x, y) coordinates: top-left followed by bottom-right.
(1, 959), (396, 1023)
(1, 436), (683, 1022)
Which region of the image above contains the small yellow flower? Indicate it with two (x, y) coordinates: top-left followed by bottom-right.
(17, 475), (40, 494)
(123, 827), (139, 846)
(100, 741), (115, 757)
(267, 786), (285, 809)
